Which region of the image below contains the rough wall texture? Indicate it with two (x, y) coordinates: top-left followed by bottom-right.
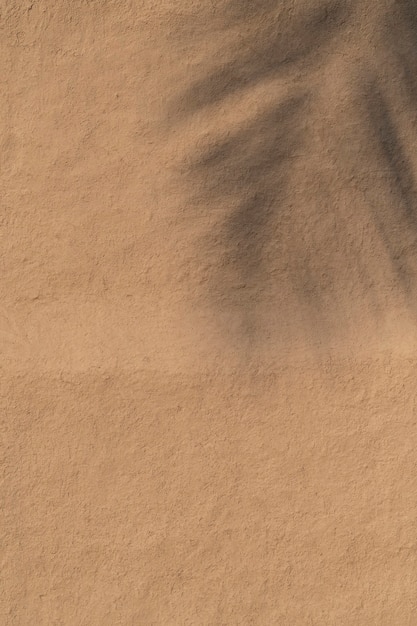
(2, 1), (417, 624)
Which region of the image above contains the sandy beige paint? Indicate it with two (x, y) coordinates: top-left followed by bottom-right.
(2, 1), (417, 624)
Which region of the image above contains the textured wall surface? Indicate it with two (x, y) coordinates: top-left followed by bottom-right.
(2, 1), (417, 624)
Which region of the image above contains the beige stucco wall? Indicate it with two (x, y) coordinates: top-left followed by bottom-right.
(3, 1), (417, 623)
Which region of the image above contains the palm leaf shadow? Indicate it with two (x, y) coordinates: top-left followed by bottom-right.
(189, 94), (309, 339)
(362, 75), (417, 297)
(171, 0), (354, 343)
(176, 0), (351, 115)
(171, 0), (417, 343)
